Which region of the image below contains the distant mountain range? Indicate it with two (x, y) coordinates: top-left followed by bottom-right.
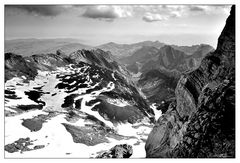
(97, 41), (165, 58)
(5, 38), (214, 59)
(120, 44), (214, 74)
(5, 38), (92, 57)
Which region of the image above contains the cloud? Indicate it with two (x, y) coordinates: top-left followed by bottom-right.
(6, 5), (67, 17)
(140, 5), (231, 23)
(142, 12), (165, 22)
(141, 5), (183, 22)
(189, 6), (206, 12)
(81, 5), (132, 21)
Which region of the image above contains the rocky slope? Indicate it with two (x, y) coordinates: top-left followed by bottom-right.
(145, 5), (235, 158)
(139, 44), (213, 74)
(123, 43), (213, 108)
(138, 69), (179, 105)
(135, 45), (197, 108)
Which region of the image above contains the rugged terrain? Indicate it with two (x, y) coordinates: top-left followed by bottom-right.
(145, 5), (235, 158)
(5, 48), (157, 158)
(4, 5), (234, 158)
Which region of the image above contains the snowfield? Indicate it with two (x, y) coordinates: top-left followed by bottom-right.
(4, 66), (159, 158)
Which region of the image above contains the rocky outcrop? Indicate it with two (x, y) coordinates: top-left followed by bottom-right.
(5, 137), (45, 153)
(176, 4), (235, 120)
(96, 144), (133, 158)
(5, 53), (38, 81)
(69, 49), (119, 70)
(158, 45), (188, 71)
(138, 69), (179, 105)
(172, 80), (235, 157)
(5, 51), (73, 81)
(145, 5), (235, 158)
(28, 52), (72, 71)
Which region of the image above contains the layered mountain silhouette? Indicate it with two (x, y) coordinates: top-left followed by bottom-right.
(121, 44), (214, 74)
(97, 41), (165, 58)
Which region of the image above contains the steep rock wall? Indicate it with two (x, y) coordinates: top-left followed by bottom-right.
(145, 5), (235, 158)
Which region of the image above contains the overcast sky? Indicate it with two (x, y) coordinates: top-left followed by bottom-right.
(5, 5), (231, 47)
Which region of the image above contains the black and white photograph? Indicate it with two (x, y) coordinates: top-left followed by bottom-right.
(3, 0), (237, 159)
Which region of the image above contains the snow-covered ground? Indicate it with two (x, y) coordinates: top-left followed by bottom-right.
(4, 66), (159, 158)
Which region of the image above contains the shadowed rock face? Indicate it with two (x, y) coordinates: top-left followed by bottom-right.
(138, 69), (179, 104)
(5, 53), (38, 81)
(96, 144), (133, 158)
(145, 5), (235, 158)
(176, 5), (235, 120)
(69, 49), (119, 70)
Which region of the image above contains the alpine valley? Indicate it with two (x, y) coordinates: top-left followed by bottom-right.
(4, 5), (235, 158)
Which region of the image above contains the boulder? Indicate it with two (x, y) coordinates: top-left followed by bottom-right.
(96, 144), (133, 158)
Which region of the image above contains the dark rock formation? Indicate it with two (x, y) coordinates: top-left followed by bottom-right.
(62, 123), (110, 146)
(5, 137), (45, 153)
(138, 69), (179, 104)
(176, 4), (235, 120)
(21, 112), (58, 132)
(5, 53), (38, 81)
(27, 52), (72, 71)
(158, 45), (188, 71)
(96, 144), (133, 158)
(69, 49), (119, 70)
(92, 96), (145, 124)
(145, 5), (235, 158)
(62, 123), (135, 147)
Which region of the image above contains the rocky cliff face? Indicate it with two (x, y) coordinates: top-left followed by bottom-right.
(5, 53), (38, 81)
(69, 49), (119, 70)
(145, 5), (235, 158)
(138, 69), (179, 105)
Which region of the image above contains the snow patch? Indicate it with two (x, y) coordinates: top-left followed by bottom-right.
(106, 98), (130, 107)
(112, 72), (117, 81)
(150, 103), (162, 121)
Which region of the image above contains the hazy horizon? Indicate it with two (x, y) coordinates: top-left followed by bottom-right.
(5, 5), (231, 48)
(4, 37), (216, 48)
